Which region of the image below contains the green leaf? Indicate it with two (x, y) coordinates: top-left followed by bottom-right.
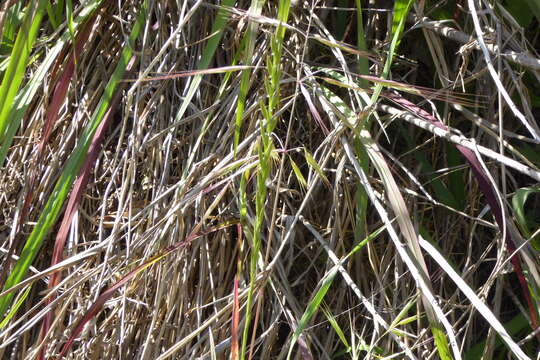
(289, 156), (307, 190)
(303, 148), (331, 188)
(174, 0), (236, 136)
(505, 0), (534, 27)
(321, 305), (350, 350)
(234, 0), (266, 156)
(512, 185), (540, 252)
(0, 0), (148, 321)
(368, 0), (415, 107)
(0, 0), (103, 166)
(0, 0), (47, 149)
(287, 267), (338, 360)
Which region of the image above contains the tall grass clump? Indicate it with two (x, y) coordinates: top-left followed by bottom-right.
(0, 1), (539, 359)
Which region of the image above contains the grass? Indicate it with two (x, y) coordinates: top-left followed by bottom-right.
(0, 0), (540, 359)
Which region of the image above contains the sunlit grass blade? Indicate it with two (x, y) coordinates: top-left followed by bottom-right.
(420, 237), (531, 360)
(0, 0), (47, 161)
(367, 0), (415, 108)
(287, 267), (338, 360)
(173, 0), (236, 137)
(321, 305), (350, 353)
(390, 0), (415, 50)
(0, 285), (31, 330)
(0, 0), (103, 166)
(234, 0), (266, 156)
(318, 83), (458, 360)
(241, 1), (291, 359)
(0, 0), (148, 321)
(57, 219), (237, 358)
(303, 147), (331, 189)
(289, 156), (307, 190)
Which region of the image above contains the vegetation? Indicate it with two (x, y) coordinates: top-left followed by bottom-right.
(0, 0), (539, 358)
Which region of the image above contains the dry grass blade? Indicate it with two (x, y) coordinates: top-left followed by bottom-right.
(0, 1), (147, 323)
(317, 85), (460, 360)
(419, 238), (531, 360)
(38, 85), (125, 360)
(57, 218), (237, 358)
(1, 1), (539, 359)
(381, 93), (540, 339)
(379, 104), (540, 182)
(467, 0), (540, 143)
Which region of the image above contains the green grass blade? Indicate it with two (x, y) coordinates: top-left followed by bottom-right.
(0, 2), (24, 55)
(0, 0), (47, 146)
(66, 0), (76, 43)
(174, 0), (235, 135)
(287, 267), (339, 360)
(289, 156), (307, 190)
(354, 0), (371, 244)
(45, 0), (60, 29)
(354, 0), (369, 88)
(240, 2), (291, 359)
(321, 305), (350, 351)
(512, 185), (540, 252)
(303, 148), (331, 188)
(368, 0), (415, 107)
(319, 83), (457, 360)
(0, 285), (31, 329)
(0, 0), (148, 321)
(234, 0), (266, 156)
(0, 0), (103, 166)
